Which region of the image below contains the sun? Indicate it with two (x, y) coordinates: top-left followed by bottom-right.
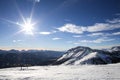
(20, 18), (35, 35)
(16, 18), (36, 35)
(0, 0), (39, 36)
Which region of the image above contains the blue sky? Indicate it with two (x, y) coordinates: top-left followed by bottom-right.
(0, 0), (120, 50)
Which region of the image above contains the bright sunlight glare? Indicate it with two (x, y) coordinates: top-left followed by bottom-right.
(21, 18), (35, 35)
(15, 17), (36, 35)
(0, 0), (38, 36)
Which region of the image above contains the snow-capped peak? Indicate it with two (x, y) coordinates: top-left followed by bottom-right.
(54, 46), (120, 65)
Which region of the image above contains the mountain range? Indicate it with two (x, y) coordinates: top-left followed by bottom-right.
(0, 50), (64, 68)
(0, 46), (120, 68)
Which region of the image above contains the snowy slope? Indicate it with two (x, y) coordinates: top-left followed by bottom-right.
(74, 52), (112, 65)
(55, 46), (93, 65)
(0, 63), (120, 80)
(111, 46), (120, 51)
(54, 46), (120, 65)
(106, 46), (120, 52)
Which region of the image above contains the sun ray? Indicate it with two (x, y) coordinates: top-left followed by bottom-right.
(30, 1), (36, 22)
(0, 18), (20, 26)
(14, 1), (26, 24)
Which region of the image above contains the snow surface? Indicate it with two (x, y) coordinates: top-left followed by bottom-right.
(74, 52), (98, 65)
(0, 63), (120, 80)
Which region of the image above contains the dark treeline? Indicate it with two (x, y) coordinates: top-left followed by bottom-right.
(0, 49), (64, 68)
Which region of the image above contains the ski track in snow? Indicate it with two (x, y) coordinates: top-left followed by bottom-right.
(0, 63), (120, 80)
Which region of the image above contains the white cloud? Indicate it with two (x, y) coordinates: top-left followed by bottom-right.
(39, 32), (52, 35)
(93, 38), (114, 43)
(88, 31), (120, 37)
(52, 30), (57, 33)
(87, 18), (120, 32)
(86, 23), (120, 32)
(80, 40), (92, 43)
(52, 37), (62, 40)
(88, 32), (120, 37)
(57, 18), (120, 34)
(112, 32), (120, 35)
(39, 31), (57, 35)
(87, 23), (109, 32)
(80, 38), (115, 43)
(57, 24), (86, 34)
(106, 18), (120, 23)
(87, 32), (104, 36)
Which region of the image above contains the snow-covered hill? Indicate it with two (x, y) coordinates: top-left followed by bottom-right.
(54, 46), (120, 65)
(111, 46), (120, 51)
(105, 46), (120, 52)
(0, 63), (120, 80)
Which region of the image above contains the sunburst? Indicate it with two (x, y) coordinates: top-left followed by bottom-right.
(17, 18), (36, 35)
(0, 0), (39, 36)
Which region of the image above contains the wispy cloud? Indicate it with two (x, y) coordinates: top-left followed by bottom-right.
(57, 24), (85, 34)
(88, 32), (120, 37)
(39, 32), (52, 35)
(39, 31), (57, 35)
(13, 40), (23, 43)
(112, 32), (120, 35)
(57, 18), (120, 34)
(86, 18), (120, 32)
(115, 13), (120, 16)
(87, 32), (104, 36)
(52, 37), (62, 40)
(87, 23), (120, 32)
(29, 0), (40, 3)
(35, 0), (40, 3)
(106, 18), (120, 23)
(80, 38), (115, 43)
(73, 35), (82, 38)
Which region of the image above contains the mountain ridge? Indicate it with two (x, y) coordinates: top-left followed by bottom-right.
(54, 46), (120, 65)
